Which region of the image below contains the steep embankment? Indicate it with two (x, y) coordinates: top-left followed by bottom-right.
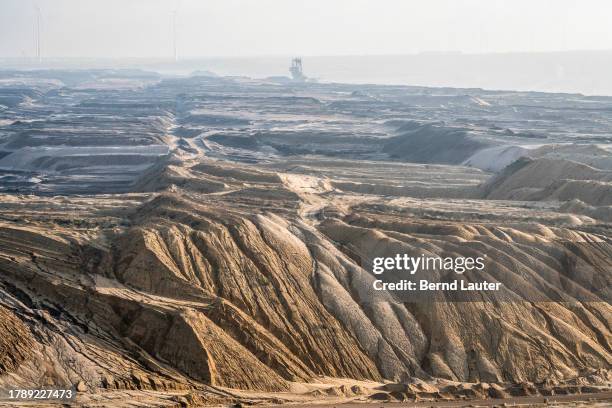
(0, 195), (381, 393)
(111, 194), (382, 382)
(1, 192), (610, 393)
(482, 157), (612, 205)
(0, 220), (289, 393)
(383, 124), (491, 164)
(317, 212), (612, 381)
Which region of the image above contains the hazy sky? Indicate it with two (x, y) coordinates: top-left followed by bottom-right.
(1, 0), (611, 58)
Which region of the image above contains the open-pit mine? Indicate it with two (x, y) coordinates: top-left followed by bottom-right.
(0, 69), (610, 407)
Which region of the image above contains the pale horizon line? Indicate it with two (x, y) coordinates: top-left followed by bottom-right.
(2, 48), (612, 61)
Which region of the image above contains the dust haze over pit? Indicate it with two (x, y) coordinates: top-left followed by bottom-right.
(3, 0), (612, 94)
(1, 0), (611, 58)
